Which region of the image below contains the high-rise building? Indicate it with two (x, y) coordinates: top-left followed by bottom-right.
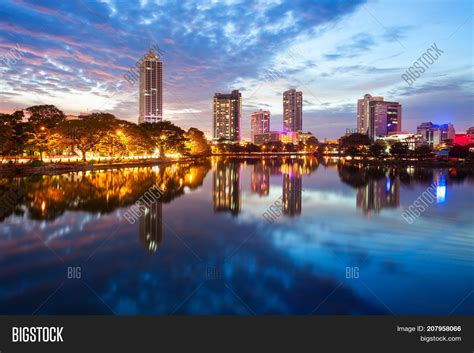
(139, 49), (163, 124)
(213, 90), (241, 142)
(417, 122), (455, 147)
(283, 89), (302, 132)
(357, 94), (383, 134)
(368, 99), (402, 141)
(250, 110), (270, 143)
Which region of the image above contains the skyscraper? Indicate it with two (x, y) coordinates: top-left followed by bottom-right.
(283, 89), (302, 132)
(139, 49), (163, 124)
(213, 90), (241, 142)
(250, 110), (270, 143)
(368, 100), (402, 141)
(357, 94), (383, 134)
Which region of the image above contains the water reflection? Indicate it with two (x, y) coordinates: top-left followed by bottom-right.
(139, 201), (163, 253)
(212, 156), (318, 217)
(251, 162), (270, 196)
(0, 156), (473, 315)
(282, 161), (302, 216)
(0, 160), (211, 222)
(212, 159), (241, 215)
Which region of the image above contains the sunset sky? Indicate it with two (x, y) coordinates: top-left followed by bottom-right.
(0, 0), (472, 139)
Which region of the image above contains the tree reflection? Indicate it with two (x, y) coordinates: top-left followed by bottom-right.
(0, 160), (211, 222)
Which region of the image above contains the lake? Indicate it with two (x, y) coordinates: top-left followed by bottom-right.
(0, 156), (472, 315)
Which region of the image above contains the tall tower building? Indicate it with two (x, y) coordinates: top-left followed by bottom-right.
(368, 100), (402, 141)
(283, 89), (302, 132)
(139, 49), (163, 124)
(213, 90), (242, 142)
(357, 94), (383, 134)
(250, 110), (270, 143)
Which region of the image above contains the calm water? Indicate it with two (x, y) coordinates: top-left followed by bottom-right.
(0, 156), (473, 315)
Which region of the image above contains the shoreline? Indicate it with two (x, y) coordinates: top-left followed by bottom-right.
(339, 157), (474, 169)
(1, 154), (473, 177)
(0, 156), (209, 178)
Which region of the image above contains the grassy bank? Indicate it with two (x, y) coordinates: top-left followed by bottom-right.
(0, 156), (209, 177)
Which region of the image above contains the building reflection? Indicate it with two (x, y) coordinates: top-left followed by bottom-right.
(251, 161), (270, 196)
(435, 173), (447, 204)
(281, 161), (302, 216)
(356, 177), (400, 213)
(212, 159), (241, 215)
(139, 201), (163, 253)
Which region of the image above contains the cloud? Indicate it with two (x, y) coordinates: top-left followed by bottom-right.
(324, 33), (376, 60)
(0, 0), (471, 138)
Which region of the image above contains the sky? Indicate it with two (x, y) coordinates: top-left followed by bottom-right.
(0, 0), (472, 140)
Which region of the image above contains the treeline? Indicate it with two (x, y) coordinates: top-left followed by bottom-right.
(330, 133), (474, 160)
(213, 137), (319, 154)
(0, 105), (210, 162)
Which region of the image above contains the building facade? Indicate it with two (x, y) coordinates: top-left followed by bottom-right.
(253, 131), (299, 145)
(368, 99), (402, 141)
(250, 110), (270, 143)
(416, 122), (455, 147)
(357, 94), (383, 134)
(139, 49), (163, 124)
(283, 89), (303, 132)
(376, 133), (424, 150)
(213, 90), (242, 142)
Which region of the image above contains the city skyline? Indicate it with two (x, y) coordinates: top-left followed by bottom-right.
(0, 0), (472, 140)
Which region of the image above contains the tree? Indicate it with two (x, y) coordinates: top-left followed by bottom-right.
(305, 136), (319, 152)
(265, 141), (283, 152)
(185, 127), (210, 156)
(26, 105), (65, 129)
(449, 145), (469, 159)
(24, 125), (50, 161)
(56, 113), (117, 161)
(0, 111), (25, 159)
(390, 142), (409, 159)
(141, 121), (188, 157)
(369, 141), (386, 159)
(340, 133), (371, 147)
(414, 144), (432, 159)
(244, 143), (261, 153)
(345, 145), (360, 158)
(283, 143), (295, 152)
(102, 119), (154, 156)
